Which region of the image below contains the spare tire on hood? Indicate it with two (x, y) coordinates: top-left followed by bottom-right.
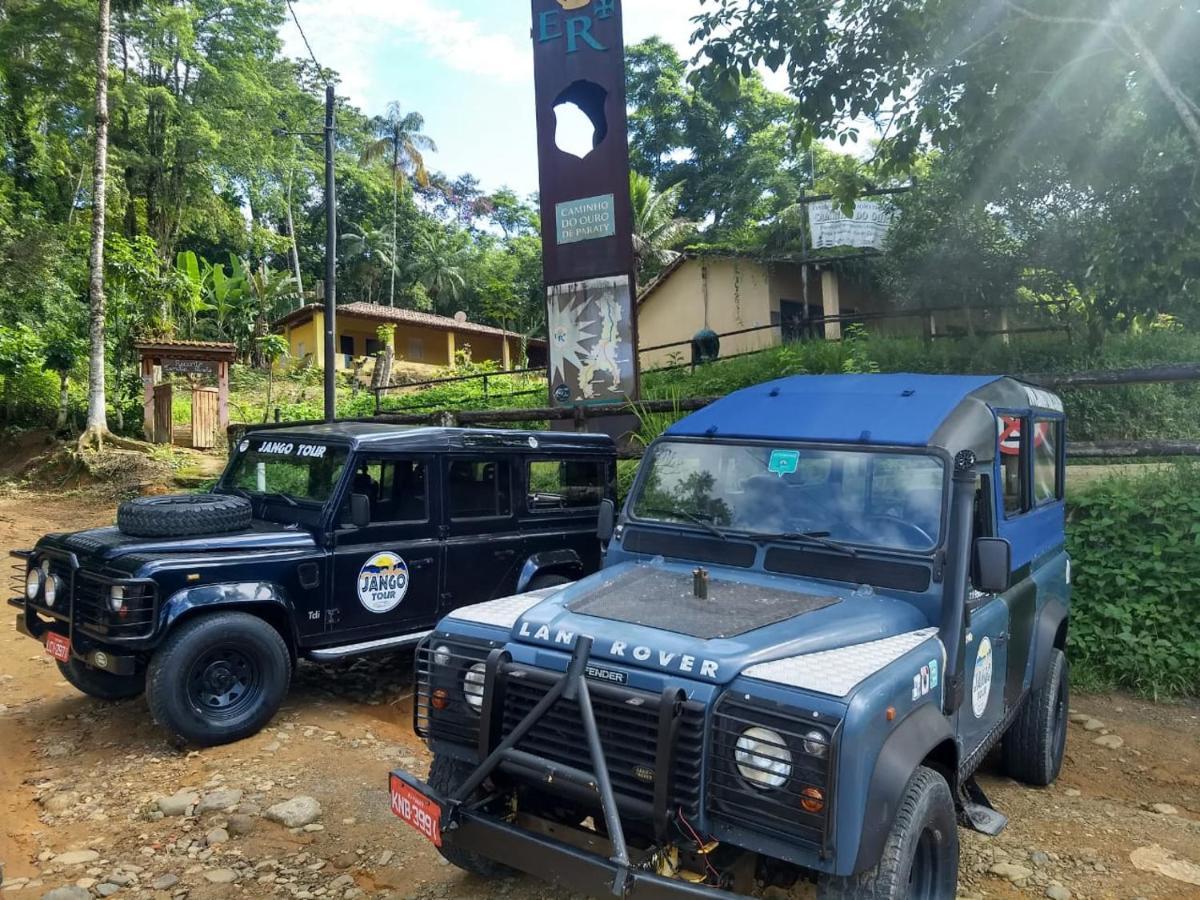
(117, 494), (253, 538)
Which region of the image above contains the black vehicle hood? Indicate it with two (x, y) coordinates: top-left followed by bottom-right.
(38, 522), (316, 565)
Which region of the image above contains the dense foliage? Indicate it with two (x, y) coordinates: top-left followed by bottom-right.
(1067, 465), (1200, 696)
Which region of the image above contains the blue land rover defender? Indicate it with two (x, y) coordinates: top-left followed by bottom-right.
(390, 374), (1071, 899)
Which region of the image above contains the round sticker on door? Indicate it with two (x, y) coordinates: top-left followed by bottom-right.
(357, 553), (409, 614)
(971, 636), (993, 718)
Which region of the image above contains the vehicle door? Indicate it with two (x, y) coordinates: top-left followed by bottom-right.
(330, 455), (443, 642)
(441, 456), (523, 614)
(520, 456), (610, 574)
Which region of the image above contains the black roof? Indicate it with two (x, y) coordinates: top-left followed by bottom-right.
(243, 423), (614, 454)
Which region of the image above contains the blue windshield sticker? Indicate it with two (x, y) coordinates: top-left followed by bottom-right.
(768, 449), (800, 478)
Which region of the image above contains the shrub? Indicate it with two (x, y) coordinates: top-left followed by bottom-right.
(1066, 463), (1200, 697)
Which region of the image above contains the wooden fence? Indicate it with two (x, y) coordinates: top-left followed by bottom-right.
(232, 363), (1200, 461)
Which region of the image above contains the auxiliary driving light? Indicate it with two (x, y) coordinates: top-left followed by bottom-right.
(43, 574), (62, 608)
(25, 566), (42, 600)
(735, 726), (793, 789)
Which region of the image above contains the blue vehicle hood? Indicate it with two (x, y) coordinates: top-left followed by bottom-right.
(510, 561), (931, 686)
(40, 523), (316, 564)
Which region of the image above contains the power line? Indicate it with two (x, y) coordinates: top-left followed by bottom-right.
(285, 0), (326, 83)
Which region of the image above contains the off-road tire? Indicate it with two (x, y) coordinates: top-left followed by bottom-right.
(427, 754), (515, 878)
(817, 766), (959, 900)
(526, 573), (572, 592)
(57, 658), (146, 701)
(1002, 648), (1069, 786)
(146, 612), (291, 747)
(117, 494), (252, 538)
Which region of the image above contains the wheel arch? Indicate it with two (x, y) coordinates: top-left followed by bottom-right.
(1031, 598), (1069, 689)
(515, 550), (584, 593)
(851, 702), (956, 875)
(160, 583), (298, 663)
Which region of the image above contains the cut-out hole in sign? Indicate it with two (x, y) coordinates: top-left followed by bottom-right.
(553, 80), (608, 160)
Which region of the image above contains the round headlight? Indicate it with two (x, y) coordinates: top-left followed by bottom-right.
(802, 729), (828, 759)
(735, 726), (793, 789)
(43, 574), (61, 608)
(25, 567), (42, 600)
(109, 585), (126, 613)
(433, 645), (452, 667)
(463, 663), (487, 712)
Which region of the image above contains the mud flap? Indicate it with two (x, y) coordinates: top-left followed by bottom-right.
(958, 776), (1008, 836)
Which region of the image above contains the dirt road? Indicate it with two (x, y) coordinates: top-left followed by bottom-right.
(1, 488), (1198, 900)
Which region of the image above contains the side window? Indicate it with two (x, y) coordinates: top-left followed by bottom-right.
(999, 415), (1028, 516)
(349, 458), (428, 523)
(1033, 419), (1062, 505)
(528, 460), (607, 511)
(448, 459), (512, 520)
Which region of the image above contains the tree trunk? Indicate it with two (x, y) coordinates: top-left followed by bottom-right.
(286, 166), (304, 308)
(389, 131), (399, 307)
(82, 0), (112, 449)
(263, 370), (273, 423)
(56, 373), (70, 430)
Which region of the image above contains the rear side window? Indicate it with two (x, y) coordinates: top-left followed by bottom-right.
(999, 415), (1028, 516)
(1033, 419), (1062, 504)
(448, 459), (511, 519)
(528, 460), (607, 511)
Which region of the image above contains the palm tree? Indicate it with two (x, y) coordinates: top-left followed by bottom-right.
(361, 103), (436, 306)
(629, 172), (696, 288)
(413, 228), (467, 312)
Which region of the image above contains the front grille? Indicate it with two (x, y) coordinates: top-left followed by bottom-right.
(25, 554), (156, 639)
(414, 638), (495, 749)
(500, 667), (705, 818)
(708, 694), (839, 853)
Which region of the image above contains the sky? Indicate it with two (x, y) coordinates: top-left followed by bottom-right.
(280, 0), (790, 197)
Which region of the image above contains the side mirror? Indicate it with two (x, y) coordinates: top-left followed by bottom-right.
(350, 493), (371, 528)
(973, 537), (1012, 594)
(597, 498), (616, 544)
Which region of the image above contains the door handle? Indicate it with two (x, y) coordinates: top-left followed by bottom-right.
(493, 549), (516, 560)
(408, 557), (435, 571)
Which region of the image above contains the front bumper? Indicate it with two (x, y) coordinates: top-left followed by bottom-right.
(389, 770), (749, 900)
(14, 608), (139, 676)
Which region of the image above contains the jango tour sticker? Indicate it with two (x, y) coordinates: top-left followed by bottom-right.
(358, 552), (410, 614)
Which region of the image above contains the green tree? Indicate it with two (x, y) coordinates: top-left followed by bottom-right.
(413, 226), (468, 312)
(629, 172), (695, 286)
(42, 325), (84, 430)
(362, 102), (436, 306)
(256, 332), (289, 422)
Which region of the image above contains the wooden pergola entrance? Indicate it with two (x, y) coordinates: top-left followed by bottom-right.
(136, 340), (236, 450)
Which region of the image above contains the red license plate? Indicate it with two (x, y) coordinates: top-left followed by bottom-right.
(389, 774), (442, 847)
(45, 632), (71, 662)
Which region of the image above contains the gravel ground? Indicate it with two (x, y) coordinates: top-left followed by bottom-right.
(2, 488), (1199, 900)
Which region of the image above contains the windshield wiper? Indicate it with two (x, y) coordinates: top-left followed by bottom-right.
(637, 506), (728, 541)
(752, 530), (859, 558)
(263, 492), (299, 508)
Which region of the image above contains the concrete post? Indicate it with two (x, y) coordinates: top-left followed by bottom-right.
(821, 269), (843, 341)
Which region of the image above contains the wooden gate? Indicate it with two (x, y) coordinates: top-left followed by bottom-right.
(152, 384), (173, 444)
(191, 387), (219, 450)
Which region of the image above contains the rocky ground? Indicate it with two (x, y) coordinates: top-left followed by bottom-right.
(1, 488), (1199, 900)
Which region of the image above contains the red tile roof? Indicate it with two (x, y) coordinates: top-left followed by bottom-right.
(272, 302), (543, 345)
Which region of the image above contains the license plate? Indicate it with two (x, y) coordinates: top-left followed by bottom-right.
(389, 774), (442, 847)
(45, 632), (71, 663)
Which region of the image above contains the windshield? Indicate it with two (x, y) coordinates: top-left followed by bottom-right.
(221, 440), (348, 506)
(631, 441), (945, 552)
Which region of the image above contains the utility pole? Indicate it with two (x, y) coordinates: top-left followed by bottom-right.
(323, 83), (338, 423)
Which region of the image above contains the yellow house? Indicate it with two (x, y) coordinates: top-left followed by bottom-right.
(637, 253), (909, 369)
(272, 302), (546, 374)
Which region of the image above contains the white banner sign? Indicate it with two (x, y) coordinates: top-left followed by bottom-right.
(808, 199), (894, 251)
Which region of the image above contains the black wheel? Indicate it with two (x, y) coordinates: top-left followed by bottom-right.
(427, 754), (515, 878)
(1002, 648), (1069, 786)
(146, 612), (291, 746)
(525, 573), (572, 592)
(117, 494), (252, 538)
(817, 766), (958, 900)
(57, 658), (145, 701)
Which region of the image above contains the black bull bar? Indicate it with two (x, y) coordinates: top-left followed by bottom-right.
(390, 635), (751, 899)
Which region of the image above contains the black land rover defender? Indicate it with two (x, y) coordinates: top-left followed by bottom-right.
(9, 424), (616, 746)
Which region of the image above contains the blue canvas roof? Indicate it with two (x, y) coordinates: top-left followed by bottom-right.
(667, 374), (1006, 448)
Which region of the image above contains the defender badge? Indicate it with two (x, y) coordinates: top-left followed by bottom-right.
(358, 552), (409, 614)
